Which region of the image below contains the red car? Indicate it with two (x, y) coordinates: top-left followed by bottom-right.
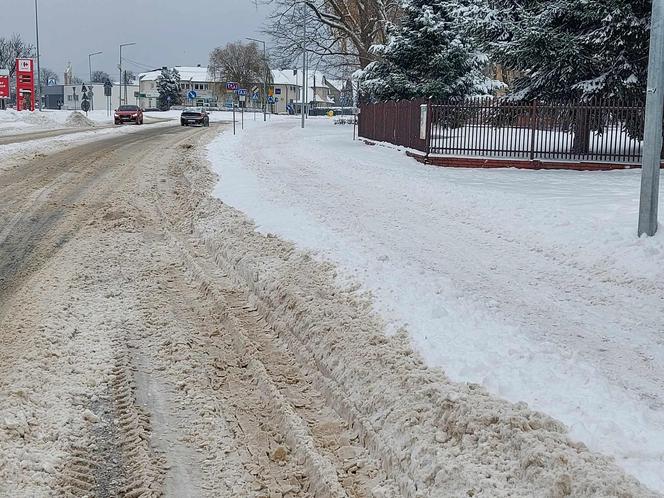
(114, 105), (144, 125)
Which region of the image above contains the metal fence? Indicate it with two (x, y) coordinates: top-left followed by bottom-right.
(359, 98), (647, 164)
(358, 99), (428, 152)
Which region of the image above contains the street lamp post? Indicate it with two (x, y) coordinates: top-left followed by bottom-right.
(119, 42), (136, 108)
(247, 37), (267, 122)
(88, 51), (102, 83)
(88, 51), (102, 112)
(34, 0), (42, 111)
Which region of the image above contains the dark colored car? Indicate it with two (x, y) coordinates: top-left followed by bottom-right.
(114, 105), (144, 125)
(181, 108), (210, 127)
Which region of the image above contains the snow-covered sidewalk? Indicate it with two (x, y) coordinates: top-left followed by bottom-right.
(208, 116), (664, 492)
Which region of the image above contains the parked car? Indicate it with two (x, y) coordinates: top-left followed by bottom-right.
(180, 107), (210, 127)
(114, 105), (143, 125)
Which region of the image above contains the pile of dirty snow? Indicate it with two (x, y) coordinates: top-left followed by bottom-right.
(64, 112), (96, 128)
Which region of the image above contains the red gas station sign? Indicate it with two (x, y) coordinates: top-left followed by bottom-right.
(0, 69), (9, 99)
(16, 58), (35, 111)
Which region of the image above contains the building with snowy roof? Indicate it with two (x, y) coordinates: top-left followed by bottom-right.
(270, 69), (347, 114)
(138, 66), (217, 109)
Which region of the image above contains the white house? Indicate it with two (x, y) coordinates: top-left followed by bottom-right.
(138, 66), (217, 108)
(270, 69), (337, 114)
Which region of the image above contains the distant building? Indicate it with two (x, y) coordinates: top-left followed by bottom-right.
(270, 70), (340, 114)
(324, 78), (353, 106)
(135, 65), (348, 113)
(62, 83), (138, 111)
(138, 66), (217, 108)
(269, 70), (300, 114)
(43, 84), (64, 109)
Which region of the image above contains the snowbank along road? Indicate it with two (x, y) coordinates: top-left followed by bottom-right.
(209, 117), (664, 491)
(0, 121), (658, 496)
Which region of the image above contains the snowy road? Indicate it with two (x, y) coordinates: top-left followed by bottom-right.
(0, 116), (654, 496)
(0, 124), (404, 497)
(209, 117), (664, 492)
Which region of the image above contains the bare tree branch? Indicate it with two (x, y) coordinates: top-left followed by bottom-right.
(0, 33), (35, 79)
(261, 0), (400, 70)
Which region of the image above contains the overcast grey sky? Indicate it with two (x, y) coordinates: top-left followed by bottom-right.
(1, 0), (267, 80)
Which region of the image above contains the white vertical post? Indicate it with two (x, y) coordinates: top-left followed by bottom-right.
(639, 0), (663, 236)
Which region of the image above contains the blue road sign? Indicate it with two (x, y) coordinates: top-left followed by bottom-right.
(267, 96), (276, 104)
(188, 90), (197, 100)
(226, 82), (239, 91)
(251, 92), (259, 101)
(236, 88), (248, 96)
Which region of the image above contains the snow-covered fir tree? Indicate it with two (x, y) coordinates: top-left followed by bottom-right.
(478, 0), (650, 103)
(360, 0), (501, 101)
(156, 68), (182, 110)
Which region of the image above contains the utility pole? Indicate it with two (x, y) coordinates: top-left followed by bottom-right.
(247, 37), (268, 122)
(639, 0), (663, 237)
(34, 0), (42, 111)
(119, 42), (135, 108)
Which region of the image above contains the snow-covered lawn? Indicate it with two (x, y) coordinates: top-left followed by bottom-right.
(208, 115), (664, 492)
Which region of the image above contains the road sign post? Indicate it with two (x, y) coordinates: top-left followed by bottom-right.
(236, 90), (248, 130)
(104, 79), (112, 116)
(251, 91), (259, 120)
(80, 85), (90, 115)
